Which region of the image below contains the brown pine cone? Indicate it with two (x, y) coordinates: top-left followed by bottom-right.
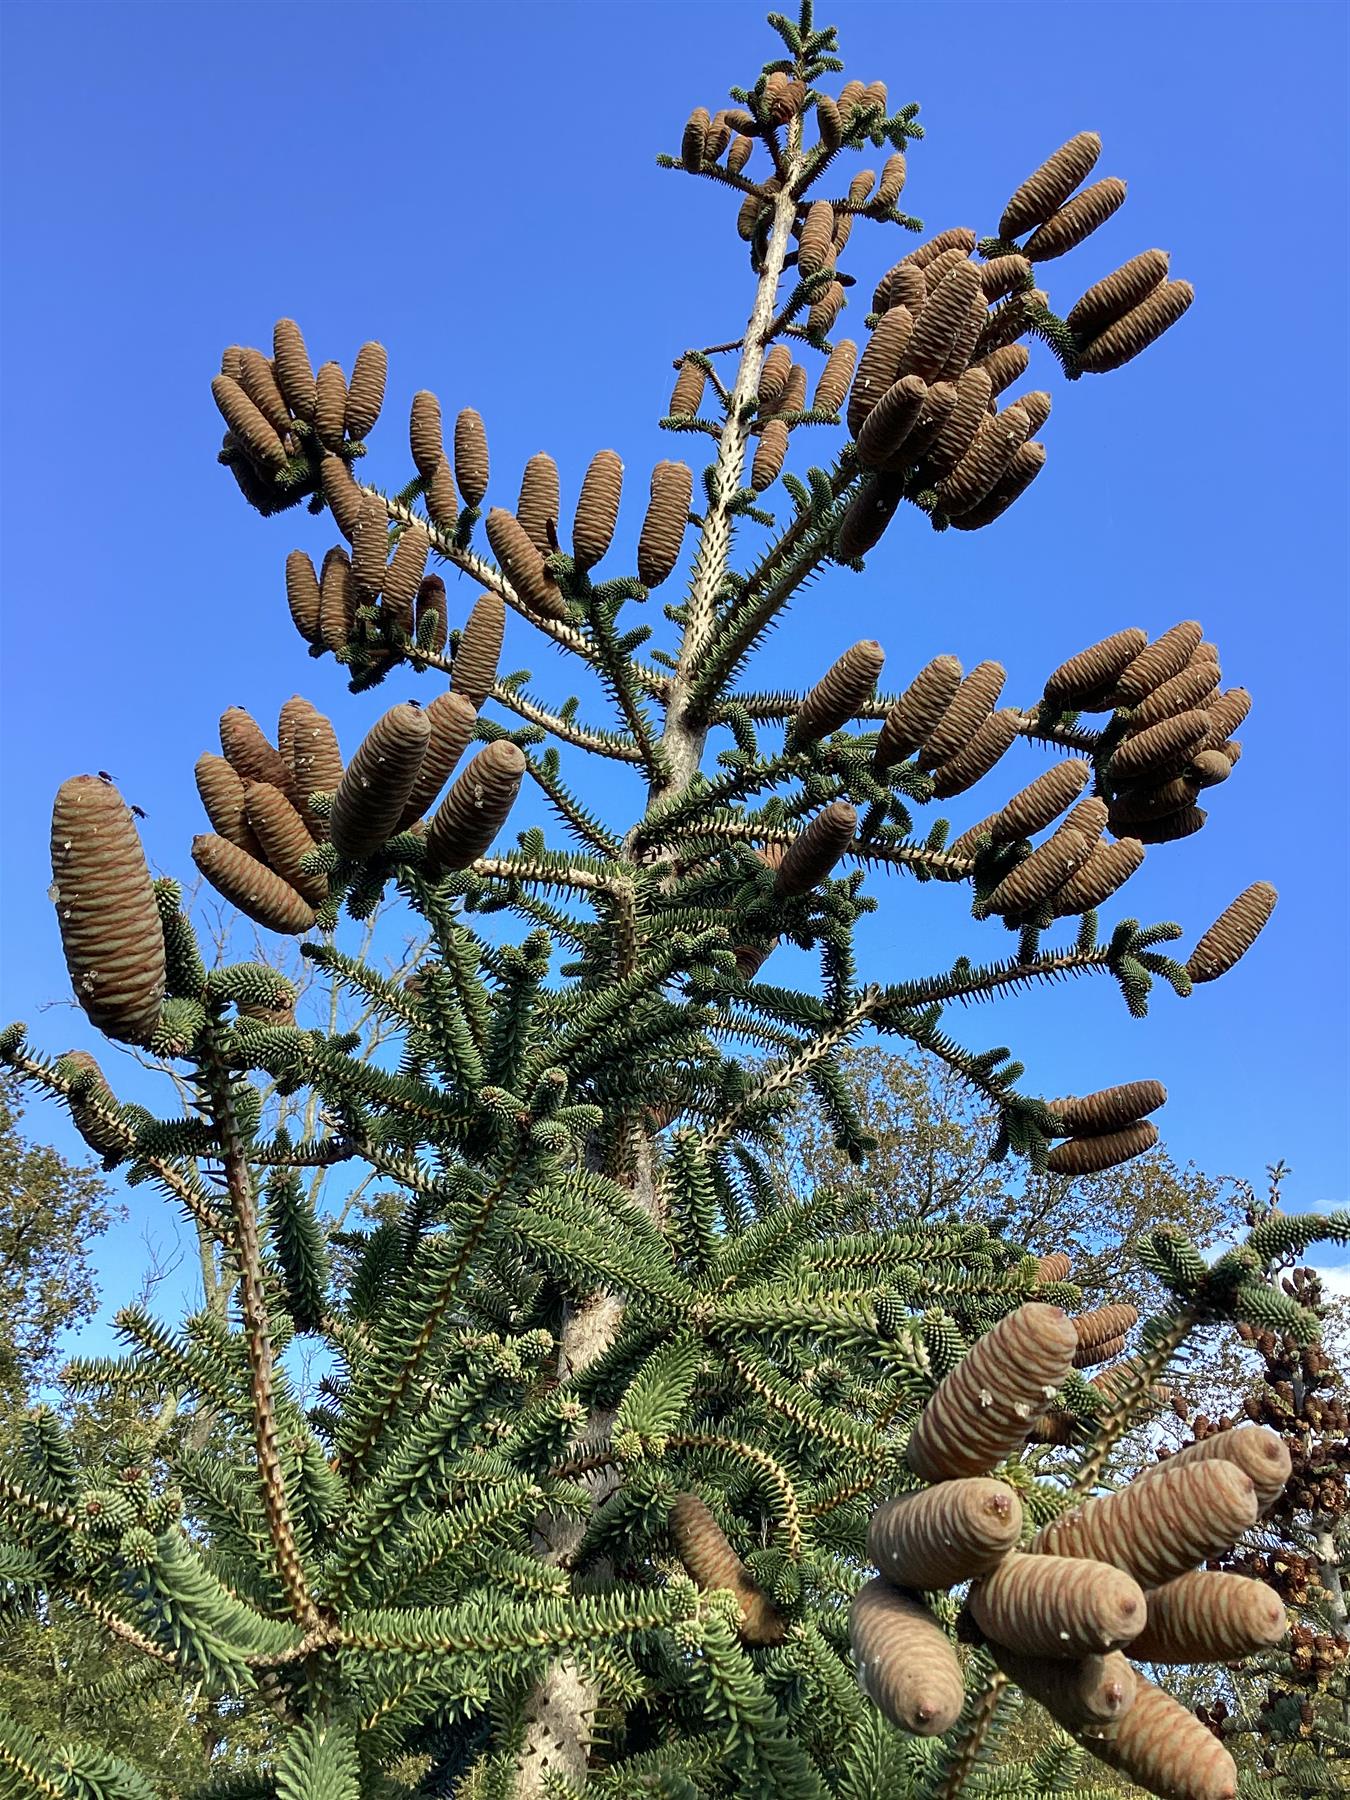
(1050, 837), (1144, 914)
(807, 279), (846, 339)
(424, 740), (526, 875)
(284, 550), (321, 647)
(985, 806), (1105, 918)
(272, 319), (315, 421)
(286, 708), (343, 842)
(398, 691), (477, 829)
(1067, 249), (1170, 340)
(409, 389), (444, 480)
(1051, 1081), (1165, 1136)
(899, 262), (983, 384)
(1128, 1571), (1286, 1663)
(192, 835), (315, 935)
(874, 655), (962, 768)
(1036, 1251), (1073, 1283)
(855, 374), (928, 467)
(797, 200), (836, 277)
(1204, 687), (1251, 745)
(1034, 1457), (1259, 1589)
(794, 641), (885, 740)
(195, 753), (265, 860)
(1112, 618), (1202, 704)
(872, 259), (927, 316)
(345, 341), (387, 440)
(329, 703), (431, 860)
(926, 365), (994, 480)
(244, 782), (328, 906)
(750, 419), (790, 493)
(319, 546), (357, 654)
(669, 358), (706, 417)
(485, 508), (568, 621)
(517, 453), (560, 555)
(930, 708), (1021, 798)
(415, 574), (449, 657)
(454, 407), (490, 506)
(211, 375), (284, 470)
(812, 339), (858, 414)
(572, 449), (623, 571)
(59, 1050), (128, 1159)
(637, 461), (693, 588)
(847, 306), (915, 438)
(950, 440), (1047, 530)
(426, 456), (459, 530)
(1043, 628), (1148, 710)
(1000, 131), (1102, 240)
(990, 1644), (1135, 1731)
(1071, 1302), (1140, 1351)
(1077, 280), (1195, 373)
(351, 494), (390, 598)
(992, 760), (1090, 843)
(972, 344), (1031, 399)
(319, 453), (365, 543)
(381, 524), (431, 638)
(1122, 658), (1220, 730)
(980, 255), (1033, 300)
(237, 348), (291, 437)
(919, 660), (1006, 768)
(314, 362), (347, 450)
(680, 106), (709, 171)
(969, 1551), (1146, 1657)
(1024, 178), (1127, 261)
(773, 802), (856, 896)
(1085, 1674), (1238, 1800)
(849, 1578), (965, 1736)
(937, 405), (1030, 516)
(1045, 1121), (1158, 1175)
(219, 708), (290, 794)
(669, 1492), (786, 1646)
(452, 593), (506, 707)
(868, 1477), (1021, 1590)
(1107, 710), (1210, 783)
(50, 777), (165, 1044)
(1134, 1426), (1290, 1514)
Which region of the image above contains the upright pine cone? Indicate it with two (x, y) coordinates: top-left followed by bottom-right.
(807, 279), (845, 339)
(773, 802), (856, 897)
(1077, 280), (1194, 373)
(381, 524), (430, 637)
(835, 475), (903, 560)
(1045, 1121), (1158, 1176)
(906, 1302), (1078, 1482)
(409, 390), (444, 479)
(750, 419), (790, 493)
(572, 449), (623, 571)
(244, 783), (328, 906)
(813, 340), (857, 414)
(793, 641), (886, 741)
(1133, 1425), (1291, 1513)
(973, 343), (1030, 399)
(969, 1552), (1146, 1657)
(220, 708), (290, 794)
(58, 1050), (127, 1160)
(344, 341), (387, 440)
(979, 254), (1032, 301)
(285, 707), (343, 842)
(668, 1492), (785, 1646)
(1071, 1302), (1140, 1352)
(1086, 1676), (1238, 1800)
(637, 461), (692, 589)
(452, 593), (506, 707)
(856, 375), (929, 468)
(351, 495), (390, 599)
(1066, 248), (1170, 340)
(284, 550), (321, 647)
(1124, 658), (1220, 730)
(1128, 1571), (1286, 1663)
(986, 800), (1108, 918)
(1034, 1457), (1259, 1589)
(485, 509), (568, 621)
(868, 1478), (1021, 1590)
(989, 1645), (1136, 1731)
(211, 375), (284, 470)
(926, 365), (993, 481)
(454, 408), (490, 507)
(1050, 837), (1144, 915)
(191, 835), (315, 935)
(669, 358), (705, 417)
(319, 547), (357, 654)
(797, 199), (836, 277)
(272, 318), (316, 421)
(517, 453), (560, 555)
(873, 258), (927, 315)
(1000, 131), (1102, 240)
(320, 453), (364, 542)
(899, 261), (983, 384)
(937, 405), (1030, 518)
(314, 362), (347, 450)
(50, 777), (165, 1045)
(1107, 710), (1210, 783)
(239, 348), (290, 435)
(329, 703), (431, 860)
(1035, 1250), (1074, 1283)
(758, 344), (793, 409)
(848, 1579), (965, 1736)
(874, 655), (962, 768)
(424, 741), (526, 875)
(1024, 177), (1127, 262)
(992, 760), (1090, 843)
(426, 457), (458, 529)
(847, 306), (914, 438)
(1052, 1081), (1166, 1137)
(680, 107), (709, 171)
(918, 661), (1006, 768)
(399, 691), (477, 829)
(195, 753), (264, 859)
(930, 709), (1021, 798)
(415, 574), (448, 656)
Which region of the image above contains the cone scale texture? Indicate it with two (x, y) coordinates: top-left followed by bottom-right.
(848, 1578), (965, 1736)
(669, 1492), (786, 1646)
(970, 1551), (1146, 1657)
(867, 1477), (1022, 1590)
(1034, 1458), (1260, 1589)
(329, 703), (432, 861)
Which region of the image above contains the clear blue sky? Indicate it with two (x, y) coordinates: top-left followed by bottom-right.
(2, 0), (1346, 1339)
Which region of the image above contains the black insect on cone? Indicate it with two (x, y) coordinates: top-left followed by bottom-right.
(793, 642), (885, 742)
(992, 760), (1091, 843)
(314, 361), (347, 450)
(452, 593), (506, 708)
(219, 708), (291, 795)
(320, 453), (365, 542)
(990, 1645), (1136, 1732)
(1066, 248), (1170, 340)
(485, 508), (569, 621)
(874, 655), (962, 768)
(812, 339), (857, 414)
(931, 708), (1021, 798)
(414, 574), (448, 657)
(244, 782), (329, 906)
(284, 550), (321, 646)
(1045, 1120), (1158, 1176)
(398, 691), (478, 829)
(572, 449), (623, 571)
(797, 199), (836, 277)
(1034, 1456), (1259, 1590)
(669, 1492), (786, 1646)
(454, 408), (490, 507)
(872, 259), (927, 316)
(836, 474), (903, 560)
(1000, 131), (1102, 240)
(409, 390), (444, 480)
(750, 419), (790, 492)
(899, 260), (983, 384)
(1108, 710), (1210, 784)
(329, 703), (431, 861)
(1024, 177), (1127, 262)
(426, 456), (459, 529)
(1043, 628), (1149, 710)
(868, 1478), (1022, 1591)
(637, 461), (693, 589)
(381, 524), (431, 638)
(191, 834), (315, 935)
(849, 1579), (965, 1737)
(847, 306), (915, 438)
(319, 546), (357, 654)
(517, 453), (560, 556)
(272, 318), (316, 421)
(424, 740), (527, 875)
(210, 375), (285, 470)
(907, 1301), (1079, 1482)
(287, 708), (344, 843)
(50, 777), (166, 1045)
(1053, 1080), (1165, 1138)
(918, 660), (1006, 769)
(669, 358), (706, 418)
(773, 802), (857, 897)
(1085, 1675), (1239, 1800)
(926, 365), (993, 480)
(195, 754), (265, 860)
(1077, 280), (1195, 373)
(938, 405), (1031, 517)
(680, 106), (709, 171)
(1116, 619), (1209, 702)
(345, 341), (387, 440)
(1187, 881), (1277, 984)
(1134, 1426), (1291, 1514)
(969, 1551), (1146, 1658)
(238, 347), (292, 436)
(856, 374), (928, 469)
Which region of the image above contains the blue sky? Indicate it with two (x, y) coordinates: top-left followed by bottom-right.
(1, 0), (1346, 1344)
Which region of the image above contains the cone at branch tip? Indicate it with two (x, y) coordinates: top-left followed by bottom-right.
(454, 408), (490, 506)
(243, 782), (329, 906)
(990, 1644), (1136, 1731)
(284, 550), (321, 647)
(750, 419), (790, 492)
(381, 523), (430, 636)
(319, 453), (364, 542)
(1043, 628), (1148, 709)
(773, 801), (857, 897)
(669, 358), (706, 417)
(314, 361), (347, 450)
(930, 707), (1021, 797)
(572, 449), (623, 571)
(211, 375), (284, 470)
(272, 318), (315, 422)
(1133, 1426), (1291, 1514)
(793, 641), (886, 742)
(517, 453), (560, 556)
(191, 834), (315, 936)
(1108, 710), (1210, 783)
(1111, 618), (1202, 705)
(1000, 131), (1102, 241)
(424, 740), (526, 875)
(919, 661), (1007, 769)
(813, 339), (857, 414)
(867, 1477), (1022, 1590)
(848, 1578), (965, 1736)
(319, 546), (357, 655)
(992, 760), (1090, 844)
(219, 708), (290, 796)
(452, 593), (507, 707)
(329, 702), (431, 861)
(874, 655), (962, 768)
(1128, 1571), (1286, 1664)
(409, 390), (444, 479)
(1045, 1120), (1159, 1176)
(399, 691), (477, 829)
(50, 776), (165, 1046)
(1077, 281), (1194, 373)
(1035, 1251), (1073, 1283)
(1083, 1675), (1238, 1800)
(1071, 1302), (1140, 1351)
(1051, 1080), (1166, 1138)
(1066, 248), (1170, 339)
(906, 1301), (1078, 1482)
(637, 461), (693, 589)
(344, 340), (387, 441)
(195, 754), (264, 861)
(485, 508), (569, 621)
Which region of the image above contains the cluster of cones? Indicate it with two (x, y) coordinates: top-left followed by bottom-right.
(1040, 617), (1251, 848)
(849, 1299), (1293, 1800)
